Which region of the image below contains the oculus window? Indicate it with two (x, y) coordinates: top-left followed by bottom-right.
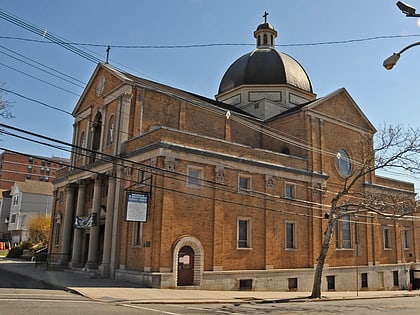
(335, 149), (352, 177)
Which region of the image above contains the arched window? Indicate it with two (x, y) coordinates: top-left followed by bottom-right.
(90, 112), (102, 163)
(107, 115), (115, 145)
(92, 112), (102, 151)
(263, 34), (268, 45)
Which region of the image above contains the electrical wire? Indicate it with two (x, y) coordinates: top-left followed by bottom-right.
(2, 34), (420, 49)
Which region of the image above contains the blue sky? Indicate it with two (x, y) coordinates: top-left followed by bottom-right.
(0, 0), (419, 193)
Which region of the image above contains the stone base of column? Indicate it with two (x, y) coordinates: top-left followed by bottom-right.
(84, 261), (99, 270)
(99, 263), (110, 277)
(69, 260), (84, 268)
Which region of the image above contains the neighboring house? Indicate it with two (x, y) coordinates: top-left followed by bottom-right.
(0, 150), (69, 190)
(8, 180), (53, 245)
(50, 19), (419, 292)
(0, 190), (11, 239)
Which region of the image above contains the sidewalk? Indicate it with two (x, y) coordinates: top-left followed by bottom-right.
(0, 257), (419, 304)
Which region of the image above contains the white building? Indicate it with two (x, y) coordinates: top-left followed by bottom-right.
(8, 180), (53, 245)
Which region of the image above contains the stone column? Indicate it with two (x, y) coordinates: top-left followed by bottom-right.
(60, 184), (75, 265)
(99, 171), (116, 276)
(70, 180), (87, 267)
(85, 175), (102, 270)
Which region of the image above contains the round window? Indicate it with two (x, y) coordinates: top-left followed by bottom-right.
(336, 149), (352, 177)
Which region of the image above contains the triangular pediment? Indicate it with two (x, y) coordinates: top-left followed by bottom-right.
(303, 88), (376, 132)
(72, 63), (133, 117)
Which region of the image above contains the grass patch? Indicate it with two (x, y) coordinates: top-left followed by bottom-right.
(0, 249), (9, 257)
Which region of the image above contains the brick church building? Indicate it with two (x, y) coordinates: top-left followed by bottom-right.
(49, 19), (419, 291)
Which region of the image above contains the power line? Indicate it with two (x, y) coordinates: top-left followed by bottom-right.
(2, 34), (420, 49)
(0, 62), (80, 96)
(0, 87), (73, 115)
(0, 9), (103, 64)
(0, 45), (86, 87)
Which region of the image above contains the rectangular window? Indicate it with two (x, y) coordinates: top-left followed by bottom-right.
(285, 222), (296, 249)
(335, 214), (352, 249)
(327, 275), (335, 290)
(383, 227), (391, 249)
(285, 183), (295, 199)
(187, 166), (203, 188)
(361, 273), (368, 288)
(403, 229), (410, 249)
(11, 214), (16, 224)
(238, 175), (251, 193)
(26, 174), (31, 180)
(132, 222), (143, 247)
(288, 278), (298, 290)
(27, 165), (32, 173)
(393, 271), (399, 287)
(238, 218), (251, 248)
(12, 195), (19, 205)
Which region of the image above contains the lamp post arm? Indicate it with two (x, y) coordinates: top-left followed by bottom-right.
(398, 41), (420, 54)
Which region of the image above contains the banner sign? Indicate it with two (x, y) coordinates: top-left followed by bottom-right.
(74, 215), (93, 229)
(126, 192), (149, 222)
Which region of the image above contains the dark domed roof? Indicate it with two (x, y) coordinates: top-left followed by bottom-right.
(218, 48), (313, 94)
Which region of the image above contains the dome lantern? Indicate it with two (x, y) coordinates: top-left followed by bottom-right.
(253, 12), (277, 48)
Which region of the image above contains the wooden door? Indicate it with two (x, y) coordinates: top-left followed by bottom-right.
(177, 246), (194, 286)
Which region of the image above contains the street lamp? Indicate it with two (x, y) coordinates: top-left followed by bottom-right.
(396, 1), (420, 17)
(383, 41), (420, 69)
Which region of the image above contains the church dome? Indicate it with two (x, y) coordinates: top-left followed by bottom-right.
(218, 49), (313, 94)
(218, 17), (313, 95)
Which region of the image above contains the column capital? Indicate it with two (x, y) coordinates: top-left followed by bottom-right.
(65, 183), (76, 192)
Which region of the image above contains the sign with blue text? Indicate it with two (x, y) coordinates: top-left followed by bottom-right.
(126, 192), (149, 222)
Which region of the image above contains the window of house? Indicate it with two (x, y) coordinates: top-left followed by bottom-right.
(187, 166), (203, 188)
(238, 175), (251, 193)
(327, 275), (335, 290)
(107, 115), (115, 145)
(12, 195), (19, 205)
(285, 221), (296, 249)
(133, 222), (143, 247)
(285, 183), (295, 199)
(288, 278), (298, 290)
(383, 227), (391, 249)
(41, 160), (46, 166)
(361, 273), (368, 288)
(28, 156), (33, 163)
(27, 165), (32, 173)
(393, 271), (399, 287)
(238, 218), (251, 249)
(26, 174), (31, 180)
(336, 214), (352, 249)
(403, 229), (410, 249)
(11, 214), (16, 224)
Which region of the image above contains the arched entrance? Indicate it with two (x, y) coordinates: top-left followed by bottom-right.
(173, 236), (204, 287)
(177, 246), (194, 286)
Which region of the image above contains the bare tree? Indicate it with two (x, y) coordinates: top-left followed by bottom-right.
(310, 125), (420, 299)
